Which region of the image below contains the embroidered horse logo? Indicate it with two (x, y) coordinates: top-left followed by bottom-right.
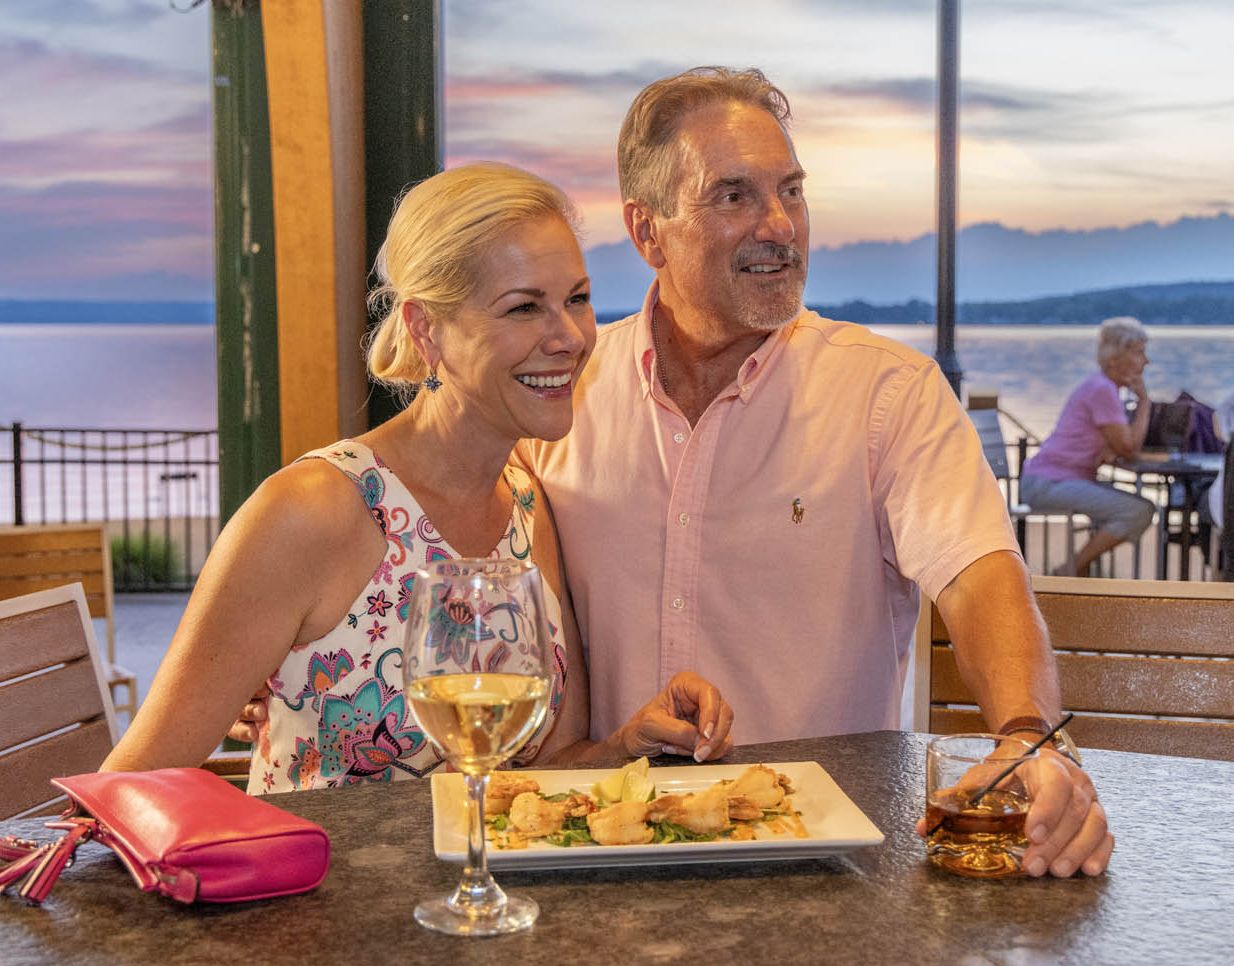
(792, 498), (804, 524)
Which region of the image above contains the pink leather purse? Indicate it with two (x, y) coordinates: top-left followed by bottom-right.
(0, 768), (330, 904)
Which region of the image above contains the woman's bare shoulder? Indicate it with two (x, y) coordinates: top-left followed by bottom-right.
(232, 458), (375, 555)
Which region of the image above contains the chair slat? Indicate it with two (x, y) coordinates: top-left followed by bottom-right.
(1036, 593), (1234, 656)
(0, 573), (107, 596)
(932, 645), (1234, 719)
(0, 525), (105, 553)
(0, 601), (92, 680)
(0, 660), (109, 749)
(0, 720), (114, 820)
(930, 707), (1234, 761)
(0, 548), (105, 579)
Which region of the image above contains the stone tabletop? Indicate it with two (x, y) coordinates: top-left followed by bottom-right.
(2, 731), (1231, 965)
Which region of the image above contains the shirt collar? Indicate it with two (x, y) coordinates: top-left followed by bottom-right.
(633, 281), (804, 405)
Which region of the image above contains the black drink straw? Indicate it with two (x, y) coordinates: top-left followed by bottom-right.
(926, 713), (1076, 837)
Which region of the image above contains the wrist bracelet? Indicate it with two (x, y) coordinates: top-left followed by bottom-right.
(997, 715), (1082, 765)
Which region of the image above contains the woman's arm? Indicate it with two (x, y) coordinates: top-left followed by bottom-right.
(102, 462), (383, 772)
(1099, 377), (1150, 459)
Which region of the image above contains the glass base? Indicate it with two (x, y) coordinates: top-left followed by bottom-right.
(414, 895), (539, 936)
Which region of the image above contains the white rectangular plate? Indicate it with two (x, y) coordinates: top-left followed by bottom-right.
(430, 761), (884, 870)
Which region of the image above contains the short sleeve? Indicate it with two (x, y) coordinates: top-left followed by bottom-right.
(1086, 377), (1127, 427)
(870, 362), (1021, 600)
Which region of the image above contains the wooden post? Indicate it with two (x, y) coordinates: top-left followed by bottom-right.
(262, 0), (368, 464)
(212, 3), (280, 525)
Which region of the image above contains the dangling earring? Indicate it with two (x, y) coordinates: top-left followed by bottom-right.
(423, 367), (442, 393)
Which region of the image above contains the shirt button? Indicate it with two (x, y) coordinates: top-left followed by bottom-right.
(671, 597), (685, 610)
(673, 432), (685, 443)
(678, 512), (689, 526)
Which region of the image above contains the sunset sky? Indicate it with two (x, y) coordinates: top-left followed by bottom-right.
(0, 0), (1229, 300)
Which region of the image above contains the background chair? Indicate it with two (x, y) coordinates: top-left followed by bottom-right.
(914, 575), (1234, 760)
(0, 523), (138, 721)
(966, 405), (1108, 575)
(967, 407), (1031, 550)
(1220, 436), (1233, 581)
(0, 583), (120, 821)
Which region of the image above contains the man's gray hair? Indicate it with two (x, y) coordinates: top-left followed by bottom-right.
(1097, 316), (1148, 367)
(618, 66), (792, 218)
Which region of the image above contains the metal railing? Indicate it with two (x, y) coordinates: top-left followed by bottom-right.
(2, 423), (219, 591)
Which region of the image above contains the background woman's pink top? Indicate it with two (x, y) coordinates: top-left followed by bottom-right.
(1023, 371), (1127, 482)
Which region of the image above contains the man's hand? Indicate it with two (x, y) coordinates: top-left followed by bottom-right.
(915, 748), (1113, 876)
(227, 685), (270, 744)
(1019, 750), (1114, 876)
(616, 672), (734, 762)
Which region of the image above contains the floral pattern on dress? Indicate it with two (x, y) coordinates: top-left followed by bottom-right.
(248, 441), (567, 796)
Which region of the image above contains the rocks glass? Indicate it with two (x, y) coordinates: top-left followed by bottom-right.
(925, 733), (1038, 878)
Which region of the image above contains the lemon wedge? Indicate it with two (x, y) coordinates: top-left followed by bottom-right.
(621, 770), (655, 803)
(592, 756), (651, 803)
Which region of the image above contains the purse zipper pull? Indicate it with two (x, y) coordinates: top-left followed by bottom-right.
(2, 820), (95, 905)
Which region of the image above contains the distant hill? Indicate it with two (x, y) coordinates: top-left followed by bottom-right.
(0, 300), (213, 325)
(811, 281), (1234, 326)
(584, 212), (1234, 313)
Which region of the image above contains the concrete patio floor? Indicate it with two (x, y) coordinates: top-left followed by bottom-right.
(108, 592), (188, 734)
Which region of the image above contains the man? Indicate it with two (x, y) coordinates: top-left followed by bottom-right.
(523, 67), (1111, 878)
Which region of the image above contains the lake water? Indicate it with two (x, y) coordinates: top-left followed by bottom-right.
(869, 324), (1234, 440)
(3, 322), (1234, 438)
(3, 322), (1231, 526)
(0, 324), (217, 429)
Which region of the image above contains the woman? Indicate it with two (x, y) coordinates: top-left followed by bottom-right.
(1019, 316), (1156, 576)
(103, 164), (734, 791)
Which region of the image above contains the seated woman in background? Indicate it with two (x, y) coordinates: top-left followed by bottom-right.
(1019, 316), (1156, 576)
(102, 163), (733, 791)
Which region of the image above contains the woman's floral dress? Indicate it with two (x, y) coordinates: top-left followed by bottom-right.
(248, 441), (568, 795)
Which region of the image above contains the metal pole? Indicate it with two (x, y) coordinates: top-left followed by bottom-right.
(12, 422), (23, 525)
(935, 0), (963, 397)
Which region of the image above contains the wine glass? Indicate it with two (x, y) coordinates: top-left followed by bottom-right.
(401, 557), (552, 936)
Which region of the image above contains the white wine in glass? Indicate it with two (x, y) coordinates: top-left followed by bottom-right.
(402, 558), (551, 936)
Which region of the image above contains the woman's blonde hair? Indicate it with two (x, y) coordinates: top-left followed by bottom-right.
(1097, 316), (1148, 368)
(618, 66), (792, 218)
(366, 163), (580, 401)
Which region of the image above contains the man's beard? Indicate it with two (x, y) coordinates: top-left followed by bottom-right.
(731, 242), (805, 331)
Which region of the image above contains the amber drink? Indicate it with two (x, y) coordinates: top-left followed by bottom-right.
(925, 734), (1036, 878)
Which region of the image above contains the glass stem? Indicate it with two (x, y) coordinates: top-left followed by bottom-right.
(448, 772), (506, 918)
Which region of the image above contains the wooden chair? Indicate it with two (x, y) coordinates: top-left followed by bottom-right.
(0, 523), (138, 721)
(0, 583), (120, 820)
(201, 748), (252, 789)
(915, 575), (1234, 760)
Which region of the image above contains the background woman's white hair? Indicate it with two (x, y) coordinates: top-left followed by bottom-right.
(1097, 316), (1148, 368)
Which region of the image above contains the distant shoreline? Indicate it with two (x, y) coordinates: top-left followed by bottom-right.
(5, 278), (1233, 329)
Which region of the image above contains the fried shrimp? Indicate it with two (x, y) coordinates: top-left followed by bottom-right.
(726, 796), (764, 822)
(509, 792), (567, 838)
(723, 764), (790, 810)
(485, 773), (540, 816)
(586, 801), (653, 846)
(646, 781), (731, 834)
(561, 793), (597, 819)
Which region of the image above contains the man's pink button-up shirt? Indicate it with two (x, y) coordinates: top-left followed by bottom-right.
(525, 288), (1019, 743)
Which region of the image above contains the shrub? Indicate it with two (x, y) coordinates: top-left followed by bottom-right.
(110, 533), (181, 588)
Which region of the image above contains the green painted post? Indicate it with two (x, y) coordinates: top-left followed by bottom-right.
(212, 2), (281, 525)
(363, 0), (443, 428)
